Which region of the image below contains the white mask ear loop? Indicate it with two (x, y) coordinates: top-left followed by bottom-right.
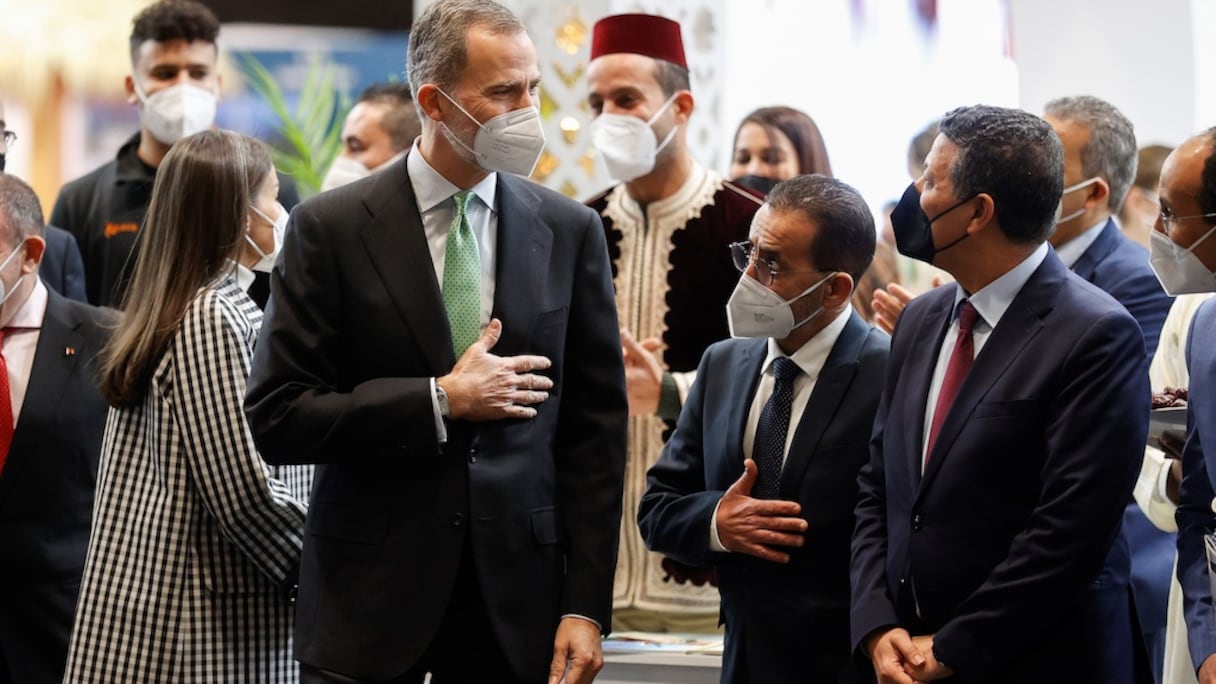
(646, 93), (680, 156)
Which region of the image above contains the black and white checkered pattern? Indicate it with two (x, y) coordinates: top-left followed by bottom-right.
(65, 279), (311, 683)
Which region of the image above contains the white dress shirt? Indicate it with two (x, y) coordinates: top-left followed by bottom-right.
(921, 242), (1049, 463)
(709, 306), (852, 551)
(407, 145), (499, 443)
(1054, 218), (1107, 269)
(3, 278), (47, 424)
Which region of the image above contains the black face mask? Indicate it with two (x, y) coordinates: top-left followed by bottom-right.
(890, 182), (976, 264)
(732, 174), (781, 196)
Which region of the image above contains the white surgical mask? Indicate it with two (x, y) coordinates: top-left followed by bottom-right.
(247, 203), (287, 272)
(437, 89), (546, 176)
(320, 150), (407, 193)
(1054, 177), (1100, 226)
(133, 81), (217, 145)
(589, 93), (679, 182)
(1149, 226), (1216, 295)
(0, 242), (29, 308)
(726, 271), (834, 338)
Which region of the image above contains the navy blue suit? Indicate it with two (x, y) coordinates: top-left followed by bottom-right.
(639, 312), (888, 684)
(1073, 218), (1175, 675)
(851, 251), (1149, 683)
(1175, 298), (1216, 670)
(40, 227), (86, 303)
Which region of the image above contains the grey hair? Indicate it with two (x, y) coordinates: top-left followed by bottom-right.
(407, 0), (524, 112)
(1044, 95), (1138, 213)
(0, 174), (44, 245)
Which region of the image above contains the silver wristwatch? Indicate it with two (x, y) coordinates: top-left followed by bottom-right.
(435, 384), (450, 417)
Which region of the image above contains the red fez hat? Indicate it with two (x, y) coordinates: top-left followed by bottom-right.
(590, 14), (687, 70)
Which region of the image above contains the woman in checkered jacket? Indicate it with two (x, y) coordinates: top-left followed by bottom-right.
(63, 130), (309, 683)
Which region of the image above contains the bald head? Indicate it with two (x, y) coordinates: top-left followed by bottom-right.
(1156, 129), (1216, 271)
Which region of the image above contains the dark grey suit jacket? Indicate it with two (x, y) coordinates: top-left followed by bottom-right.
(244, 156), (628, 680)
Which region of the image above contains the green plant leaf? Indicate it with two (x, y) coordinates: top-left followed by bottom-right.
(235, 51), (352, 199)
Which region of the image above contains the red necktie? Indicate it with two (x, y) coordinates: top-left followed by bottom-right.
(926, 300), (979, 460)
(0, 328), (13, 474)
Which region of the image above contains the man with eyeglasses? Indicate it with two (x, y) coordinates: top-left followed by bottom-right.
(639, 174), (887, 683)
(1161, 127), (1216, 684)
(0, 98), (86, 302)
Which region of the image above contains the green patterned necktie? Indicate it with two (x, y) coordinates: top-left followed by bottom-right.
(443, 190), (481, 356)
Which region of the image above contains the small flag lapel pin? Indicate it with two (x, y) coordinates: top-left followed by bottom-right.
(65, 347), (76, 357)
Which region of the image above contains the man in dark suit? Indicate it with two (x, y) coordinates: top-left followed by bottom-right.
(1043, 95), (1173, 683)
(0, 174), (111, 683)
(1163, 127), (1216, 684)
(852, 105), (1149, 684)
(39, 227), (86, 302)
(1044, 96), (1172, 357)
(638, 175), (887, 683)
(243, 1), (627, 683)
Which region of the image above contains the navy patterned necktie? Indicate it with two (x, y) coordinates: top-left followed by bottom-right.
(752, 356), (801, 499)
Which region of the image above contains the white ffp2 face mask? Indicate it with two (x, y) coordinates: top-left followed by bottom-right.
(320, 150), (407, 193)
(247, 203), (288, 272)
(0, 242), (29, 309)
(1149, 226), (1216, 295)
(134, 81), (217, 145)
(589, 93), (679, 182)
(726, 271), (835, 339)
(1053, 177), (1101, 226)
(437, 89), (546, 177)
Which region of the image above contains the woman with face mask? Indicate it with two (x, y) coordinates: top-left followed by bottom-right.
(237, 161), (288, 310)
(728, 106), (898, 323)
(65, 130), (311, 683)
(729, 106), (832, 194)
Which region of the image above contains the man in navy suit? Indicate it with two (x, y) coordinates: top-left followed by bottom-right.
(1165, 127), (1216, 684)
(639, 174), (888, 683)
(1043, 96), (1172, 357)
(244, 1), (627, 683)
(1044, 95), (1174, 682)
(852, 105), (1149, 684)
(0, 174), (111, 683)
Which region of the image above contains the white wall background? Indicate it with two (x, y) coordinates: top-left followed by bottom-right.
(415, 0), (1213, 215)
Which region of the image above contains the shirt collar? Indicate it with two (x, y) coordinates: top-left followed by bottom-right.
(761, 304), (854, 382)
(115, 132), (158, 184)
(1053, 218), (1107, 268)
(7, 277), (47, 331)
(953, 241), (1049, 330)
(406, 142), (498, 215)
(229, 260), (255, 292)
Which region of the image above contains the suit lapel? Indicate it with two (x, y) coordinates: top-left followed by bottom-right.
(720, 340), (766, 486)
(1068, 219), (1118, 282)
(360, 157), (455, 373)
(0, 292), (82, 507)
(903, 291), (955, 488)
(918, 256), (1062, 494)
(779, 313), (866, 499)
(491, 176), (550, 354)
